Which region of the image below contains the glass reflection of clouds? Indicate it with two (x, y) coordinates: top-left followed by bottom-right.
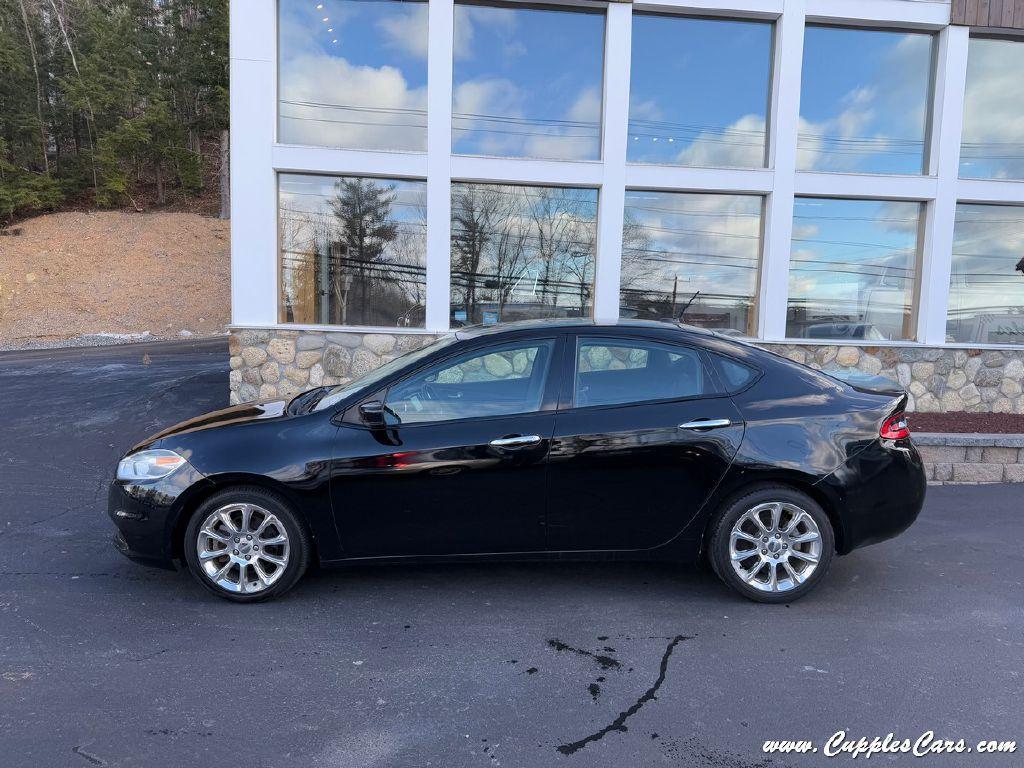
(961, 38), (1024, 181)
(620, 191), (764, 335)
(798, 27), (934, 175)
(786, 198), (922, 341)
(947, 204), (1024, 345)
(278, 0), (428, 151)
(451, 4), (605, 161)
(628, 14), (773, 168)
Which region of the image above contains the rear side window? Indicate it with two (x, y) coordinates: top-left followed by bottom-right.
(709, 352), (758, 392)
(575, 337), (711, 407)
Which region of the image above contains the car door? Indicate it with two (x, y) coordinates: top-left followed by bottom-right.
(329, 335), (563, 557)
(545, 333), (744, 552)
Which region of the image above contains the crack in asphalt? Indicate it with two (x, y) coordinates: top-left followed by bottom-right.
(556, 635), (691, 756)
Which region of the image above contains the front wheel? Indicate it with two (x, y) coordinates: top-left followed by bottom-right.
(183, 487), (311, 602)
(708, 486), (834, 603)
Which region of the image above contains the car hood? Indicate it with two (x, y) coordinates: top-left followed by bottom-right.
(133, 400), (289, 451)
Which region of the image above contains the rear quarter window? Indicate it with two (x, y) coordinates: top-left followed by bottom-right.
(709, 353), (759, 392)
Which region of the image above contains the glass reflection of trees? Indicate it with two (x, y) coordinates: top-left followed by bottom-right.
(279, 174), (427, 327)
(449, 183), (598, 326)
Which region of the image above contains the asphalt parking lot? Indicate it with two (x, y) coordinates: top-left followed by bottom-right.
(0, 339), (1021, 768)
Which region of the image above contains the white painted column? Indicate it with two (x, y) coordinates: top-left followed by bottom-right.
(758, 0), (805, 340)
(425, 0), (455, 333)
(918, 25), (969, 346)
(593, 3), (633, 323)
(229, 0), (278, 327)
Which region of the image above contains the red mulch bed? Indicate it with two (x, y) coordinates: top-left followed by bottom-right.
(908, 412), (1024, 434)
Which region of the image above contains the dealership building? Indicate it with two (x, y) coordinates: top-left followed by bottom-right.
(228, 0), (1024, 413)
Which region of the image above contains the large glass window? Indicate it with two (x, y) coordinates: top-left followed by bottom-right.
(960, 37), (1024, 180)
(786, 198), (923, 341)
(279, 173), (427, 327)
(451, 3), (605, 161)
(620, 191), (763, 336)
(798, 27), (934, 175)
(628, 15), (772, 168)
(947, 204), (1024, 345)
(450, 183), (598, 326)
(278, 0), (427, 151)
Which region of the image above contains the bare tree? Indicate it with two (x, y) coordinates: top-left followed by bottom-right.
(451, 184), (503, 322)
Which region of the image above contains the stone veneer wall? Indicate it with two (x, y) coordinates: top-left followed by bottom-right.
(764, 344), (1024, 414)
(228, 329), (439, 405)
(230, 329), (1024, 413)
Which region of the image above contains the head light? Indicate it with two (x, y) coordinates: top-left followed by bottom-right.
(116, 449), (187, 482)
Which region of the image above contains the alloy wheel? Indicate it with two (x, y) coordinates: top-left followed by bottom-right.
(196, 503), (290, 594)
(728, 501), (822, 593)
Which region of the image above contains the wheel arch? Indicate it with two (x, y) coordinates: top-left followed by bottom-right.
(169, 473), (321, 565)
(698, 472), (847, 559)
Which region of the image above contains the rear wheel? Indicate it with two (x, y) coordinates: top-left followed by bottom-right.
(183, 487), (310, 602)
(708, 486), (834, 603)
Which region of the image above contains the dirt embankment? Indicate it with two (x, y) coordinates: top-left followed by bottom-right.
(0, 211), (230, 350)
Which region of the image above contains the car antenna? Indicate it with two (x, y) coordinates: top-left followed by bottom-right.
(678, 291), (700, 323)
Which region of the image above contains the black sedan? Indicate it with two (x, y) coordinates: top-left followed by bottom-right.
(109, 320), (926, 603)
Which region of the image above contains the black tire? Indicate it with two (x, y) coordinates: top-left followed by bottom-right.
(708, 485), (834, 604)
(183, 486), (311, 603)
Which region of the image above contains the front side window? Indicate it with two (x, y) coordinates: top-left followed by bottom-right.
(278, 0), (427, 151)
(386, 340), (555, 423)
(575, 338), (710, 408)
(620, 191), (763, 336)
(798, 26), (934, 175)
(450, 182), (598, 326)
(786, 198), (923, 342)
(947, 204), (1024, 345)
(628, 14), (773, 168)
(961, 37), (1024, 180)
(451, 3), (605, 160)
(279, 173), (427, 328)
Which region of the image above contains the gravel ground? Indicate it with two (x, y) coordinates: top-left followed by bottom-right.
(0, 211), (229, 350)
(0, 340), (1021, 768)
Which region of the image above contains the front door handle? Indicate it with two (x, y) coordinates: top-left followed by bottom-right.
(489, 435), (542, 448)
(678, 418), (732, 430)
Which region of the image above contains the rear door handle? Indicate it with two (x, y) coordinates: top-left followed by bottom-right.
(489, 435), (542, 448)
(678, 418), (732, 430)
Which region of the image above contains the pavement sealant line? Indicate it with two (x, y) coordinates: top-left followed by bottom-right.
(556, 634), (692, 756)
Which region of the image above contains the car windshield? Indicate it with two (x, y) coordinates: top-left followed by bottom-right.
(313, 335), (457, 412)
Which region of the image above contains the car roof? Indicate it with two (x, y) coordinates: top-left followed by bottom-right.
(453, 318), (718, 340)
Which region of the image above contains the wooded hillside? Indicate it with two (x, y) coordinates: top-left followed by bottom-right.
(0, 0), (228, 224)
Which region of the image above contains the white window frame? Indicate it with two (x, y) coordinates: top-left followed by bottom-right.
(230, 0), (1024, 350)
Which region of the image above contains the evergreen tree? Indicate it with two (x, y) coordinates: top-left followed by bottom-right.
(328, 178), (399, 326)
(0, 0), (228, 224)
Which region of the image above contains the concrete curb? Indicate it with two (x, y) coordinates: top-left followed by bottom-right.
(914, 433), (1024, 485)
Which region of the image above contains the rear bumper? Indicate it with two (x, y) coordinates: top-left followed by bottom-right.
(817, 438), (927, 554)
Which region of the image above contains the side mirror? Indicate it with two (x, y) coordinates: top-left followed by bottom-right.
(359, 400), (387, 428)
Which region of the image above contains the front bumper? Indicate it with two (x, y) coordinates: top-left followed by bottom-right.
(107, 463), (209, 569)
(818, 437), (927, 554)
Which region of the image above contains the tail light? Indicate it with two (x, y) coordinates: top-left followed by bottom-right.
(880, 412), (910, 440)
